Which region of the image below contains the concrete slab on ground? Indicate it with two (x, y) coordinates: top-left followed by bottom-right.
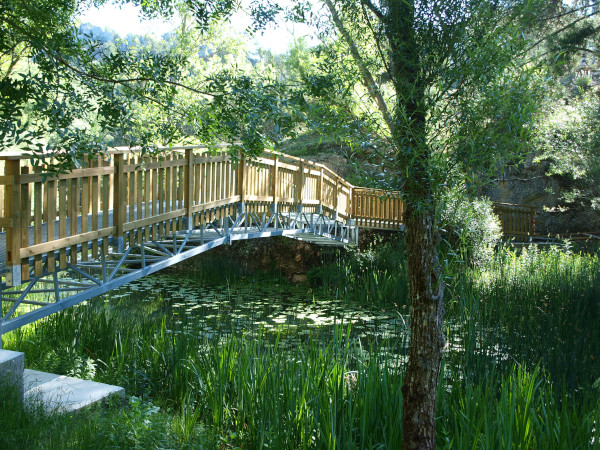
(24, 369), (124, 412)
(0, 349), (24, 397)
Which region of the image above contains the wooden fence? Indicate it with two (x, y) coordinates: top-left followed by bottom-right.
(351, 188), (403, 230)
(1, 147), (403, 283)
(0, 146), (540, 285)
(492, 202), (536, 238)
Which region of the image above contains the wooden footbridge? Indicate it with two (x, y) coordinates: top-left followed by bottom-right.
(0, 146), (534, 338)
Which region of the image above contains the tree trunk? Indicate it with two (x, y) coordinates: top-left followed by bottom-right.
(401, 200), (445, 449)
(322, 0), (447, 445)
(381, 0), (446, 444)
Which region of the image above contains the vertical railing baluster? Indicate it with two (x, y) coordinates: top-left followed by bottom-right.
(113, 152), (125, 252)
(81, 166), (90, 261)
(20, 167), (30, 280)
(46, 177), (57, 271)
(5, 160), (22, 285)
(184, 148), (194, 230)
(33, 176), (42, 274)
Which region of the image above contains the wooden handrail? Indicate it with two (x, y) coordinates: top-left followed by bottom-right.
(0, 145), (403, 285)
(0, 144), (541, 286)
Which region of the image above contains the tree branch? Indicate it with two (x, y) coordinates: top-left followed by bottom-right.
(48, 51), (215, 97)
(526, 14), (600, 52)
(323, 0), (394, 132)
(360, 1), (390, 81)
(543, 1), (600, 22)
(360, 0), (384, 21)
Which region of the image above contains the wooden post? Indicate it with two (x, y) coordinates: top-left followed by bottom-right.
(352, 189), (358, 224)
(333, 177), (339, 219)
(237, 154), (246, 222)
(135, 157), (143, 244)
(5, 160), (21, 286)
(113, 153), (125, 252)
(143, 157), (151, 241)
(348, 185), (353, 221)
(68, 177), (78, 265)
(46, 179), (56, 270)
(270, 155), (279, 225)
(33, 177), (43, 274)
(297, 160), (304, 204)
(101, 161), (110, 256)
(184, 148), (194, 229)
(81, 171), (89, 261)
(318, 167), (324, 212)
(91, 157), (99, 257)
(238, 154), (246, 202)
(58, 179), (67, 269)
(296, 160), (304, 215)
(271, 155), (278, 204)
(20, 167), (30, 280)
(128, 157), (136, 246)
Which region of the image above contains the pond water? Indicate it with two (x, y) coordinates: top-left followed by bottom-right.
(107, 271), (411, 354)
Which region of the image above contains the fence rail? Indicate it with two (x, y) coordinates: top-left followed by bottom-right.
(492, 202), (536, 238)
(0, 147), (404, 285)
(0, 146), (537, 286)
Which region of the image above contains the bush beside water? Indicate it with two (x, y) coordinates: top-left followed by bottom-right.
(2, 242), (600, 448)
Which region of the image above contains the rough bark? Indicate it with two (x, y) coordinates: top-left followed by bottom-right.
(324, 1), (447, 446)
(384, 1), (446, 446)
(401, 201), (445, 449)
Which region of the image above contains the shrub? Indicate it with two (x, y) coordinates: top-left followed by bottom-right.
(439, 188), (501, 267)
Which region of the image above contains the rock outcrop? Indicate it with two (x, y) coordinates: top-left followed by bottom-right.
(484, 159), (600, 235)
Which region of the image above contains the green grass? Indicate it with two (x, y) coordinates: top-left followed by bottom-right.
(446, 244), (600, 391)
(310, 236), (409, 308)
(0, 387), (196, 449)
(2, 242), (600, 448)
(438, 365), (599, 448)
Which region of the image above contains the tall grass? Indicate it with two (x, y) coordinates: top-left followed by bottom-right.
(3, 242), (600, 447)
(447, 244), (600, 391)
(7, 306), (406, 448)
(437, 365), (599, 448)
(312, 237), (409, 308)
(0, 383), (183, 448)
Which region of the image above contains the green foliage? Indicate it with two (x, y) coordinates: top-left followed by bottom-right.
(4, 245), (600, 447)
(439, 189), (501, 267)
(438, 365), (599, 448)
(447, 245), (600, 391)
(40, 347), (97, 379)
(310, 235), (410, 307)
(0, 0), (188, 171)
(444, 64), (546, 181)
(0, 0), (304, 173)
(534, 93), (600, 208)
(544, 15), (600, 76)
(574, 74), (593, 92)
(0, 387), (182, 448)
(103, 396), (173, 448)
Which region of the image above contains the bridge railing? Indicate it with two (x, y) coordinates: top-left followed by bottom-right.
(352, 188), (404, 230)
(492, 202), (535, 239)
(261, 150), (353, 220)
(0, 147), (243, 284)
(1, 145), (537, 287)
(0, 146), (373, 285)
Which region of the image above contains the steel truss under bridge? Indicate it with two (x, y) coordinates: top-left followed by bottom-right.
(0, 146), (406, 342)
(0, 205), (357, 337)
